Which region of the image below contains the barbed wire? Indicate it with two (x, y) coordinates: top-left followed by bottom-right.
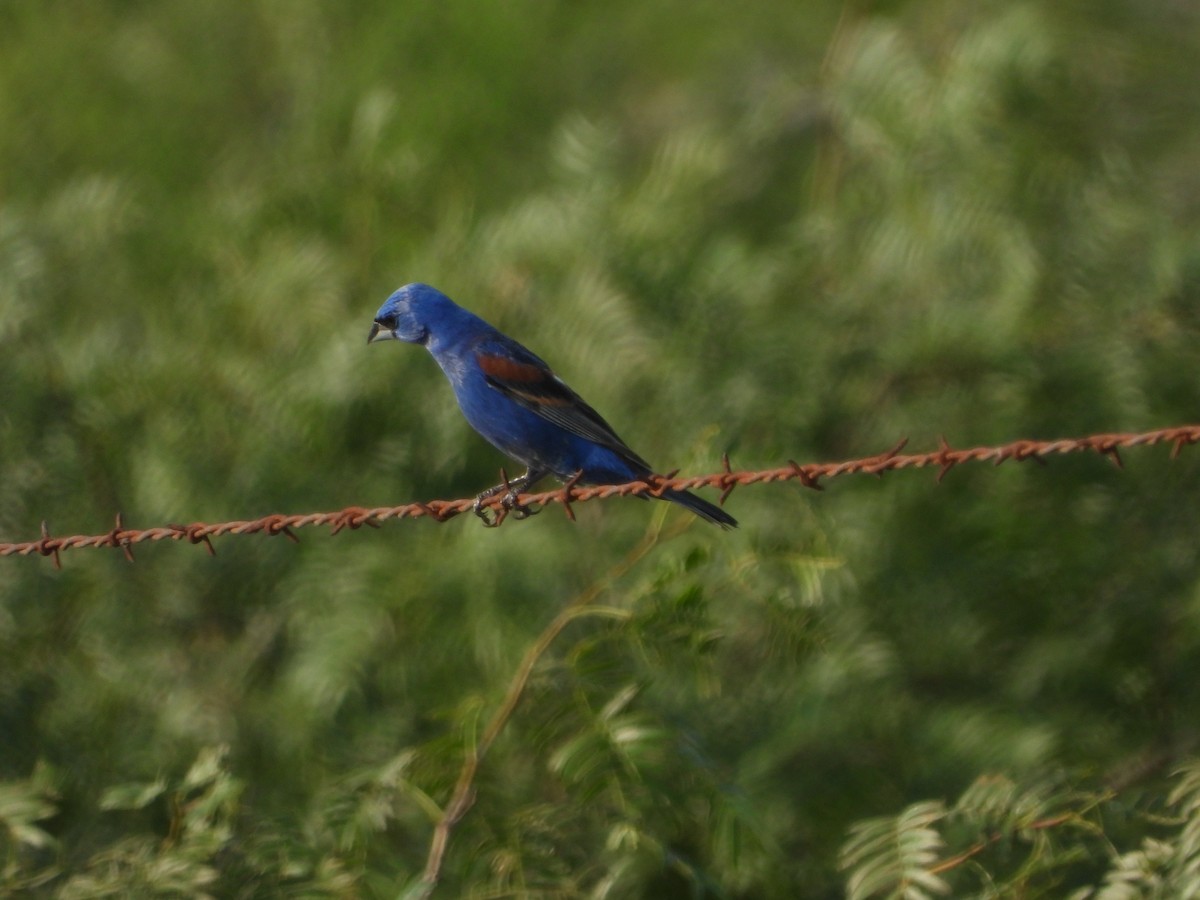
(3, 424), (1198, 567)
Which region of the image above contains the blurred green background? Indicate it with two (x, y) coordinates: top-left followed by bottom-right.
(3, 1), (1200, 896)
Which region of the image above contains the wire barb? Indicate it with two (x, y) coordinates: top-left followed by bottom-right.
(37, 521), (62, 570)
(107, 513), (135, 563)
(718, 452), (738, 505)
(3, 423), (1198, 564)
(787, 460), (823, 491)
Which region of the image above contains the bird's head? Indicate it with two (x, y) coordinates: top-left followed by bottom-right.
(367, 283), (450, 345)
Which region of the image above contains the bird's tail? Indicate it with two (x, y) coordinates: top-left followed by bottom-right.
(660, 488), (738, 529)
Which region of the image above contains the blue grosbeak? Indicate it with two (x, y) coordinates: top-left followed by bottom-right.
(368, 283), (737, 528)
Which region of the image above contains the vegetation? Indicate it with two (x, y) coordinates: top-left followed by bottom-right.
(2, 1), (1200, 896)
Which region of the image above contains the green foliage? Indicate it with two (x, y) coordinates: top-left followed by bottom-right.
(839, 765), (1200, 899)
(1093, 762), (1200, 899)
(842, 800), (949, 900)
(2, 0), (1200, 895)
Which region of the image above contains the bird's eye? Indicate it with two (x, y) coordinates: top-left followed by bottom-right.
(377, 314), (398, 330)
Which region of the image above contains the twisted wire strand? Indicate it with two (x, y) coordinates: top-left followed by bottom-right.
(3, 424), (1198, 567)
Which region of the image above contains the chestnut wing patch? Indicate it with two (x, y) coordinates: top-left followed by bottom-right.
(476, 349), (651, 471)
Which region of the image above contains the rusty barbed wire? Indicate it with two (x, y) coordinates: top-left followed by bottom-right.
(2, 424), (1198, 567)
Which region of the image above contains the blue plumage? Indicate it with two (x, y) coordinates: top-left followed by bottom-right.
(368, 283), (736, 528)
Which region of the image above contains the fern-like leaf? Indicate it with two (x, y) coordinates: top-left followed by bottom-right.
(842, 800), (950, 899)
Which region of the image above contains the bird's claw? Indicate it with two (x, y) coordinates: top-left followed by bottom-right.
(506, 488), (540, 520)
(473, 485), (540, 527)
(473, 480), (508, 527)
(473, 495), (501, 527)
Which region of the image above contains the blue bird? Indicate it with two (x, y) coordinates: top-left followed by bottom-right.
(368, 283), (737, 528)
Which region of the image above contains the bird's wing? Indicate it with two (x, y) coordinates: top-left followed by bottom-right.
(474, 340), (652, 472)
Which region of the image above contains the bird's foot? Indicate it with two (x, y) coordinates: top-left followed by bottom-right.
(473, 488), (504, 527)
(473, 470), (542, 527)
(473, 486), (541, 527)
(473, 504), (494, 527)
(505, 488), (541, 520)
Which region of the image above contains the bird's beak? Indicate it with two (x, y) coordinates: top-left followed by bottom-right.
(367, 321), (395, 344)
